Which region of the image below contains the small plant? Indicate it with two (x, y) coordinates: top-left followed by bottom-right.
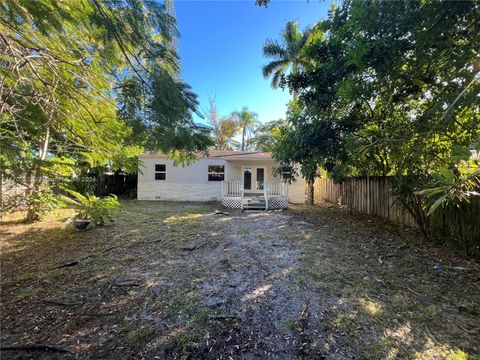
(284, 319), (301, 331)
(126, 324), (155, 345)
(66, 190), (120, 227)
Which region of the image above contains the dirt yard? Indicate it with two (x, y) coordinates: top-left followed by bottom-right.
(1, 201), (479, 359)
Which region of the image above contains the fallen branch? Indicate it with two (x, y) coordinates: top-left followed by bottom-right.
(49, 246), (118, 270)
(43, 299), (83, 307)
(102, 276), (118, 299)
(0, 344), (72, 353)
(73, 312), (117, 317)
(181, 242), (207, 251)
(51, 261), (78, 269)
(115, 281), (141, 287)
(99, 246), (118, 254)
(406, 286), (421, 297)
(102, 269), (128, 299)
(209, 314), (240, 321)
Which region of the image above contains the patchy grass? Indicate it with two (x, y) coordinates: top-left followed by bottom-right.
(290, 204), (480, 359)
(1, 201), (478, 359)
(126, 325), (155, 346)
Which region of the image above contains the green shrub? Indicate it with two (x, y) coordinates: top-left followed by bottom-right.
(66, 190), (120, 225)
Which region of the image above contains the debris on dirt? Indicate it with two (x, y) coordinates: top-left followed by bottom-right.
(0, 344), (72, 353)
(51, 260), (79, 269)
(181, 242), (208, 251)
(1, 201), (479, 359)
(43, 299), (83, 307)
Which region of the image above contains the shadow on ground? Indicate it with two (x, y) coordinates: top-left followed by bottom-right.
(1, 201), (479, 359)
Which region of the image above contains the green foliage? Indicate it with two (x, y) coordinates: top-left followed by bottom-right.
(270, 0), (480, 249)
(262, 21), (312, 92)
(231, 107), (260, 151)
(249, 119), (287, 152)
(448, 350), (469, 360)
(1, 0), (211, 221)
(66, 190), (120, 226)
(204, 97), (239, 150)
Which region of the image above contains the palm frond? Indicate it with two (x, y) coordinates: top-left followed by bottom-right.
(263, 40), (286, 58)
(283, 21), (301, 46)
(262, 59), (288, 79)
(271, 70), (284, 88)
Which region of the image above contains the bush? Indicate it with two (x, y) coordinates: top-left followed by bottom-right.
(66, 190), (121, 225)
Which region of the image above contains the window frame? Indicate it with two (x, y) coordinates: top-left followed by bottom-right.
(154, 164), (166, 181)
(208, 165), (225, 182)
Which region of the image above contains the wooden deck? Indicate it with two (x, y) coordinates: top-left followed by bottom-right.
(221, 181), (288, 210)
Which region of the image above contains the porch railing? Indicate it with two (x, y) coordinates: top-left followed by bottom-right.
(222, 180), (242, 197)
(265, 181), (287, 196)
(222, 180), (287, 197)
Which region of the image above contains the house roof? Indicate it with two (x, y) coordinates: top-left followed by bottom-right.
(205, 150), (273, 160)
(140, 150), (274, 161)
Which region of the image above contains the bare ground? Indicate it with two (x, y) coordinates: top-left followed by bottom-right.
(1, 201), (479, 359)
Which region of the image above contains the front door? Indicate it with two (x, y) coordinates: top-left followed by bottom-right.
(242, 167), (265, 192)
(243, 168), (252, 190)
(256, 168), (264, 190)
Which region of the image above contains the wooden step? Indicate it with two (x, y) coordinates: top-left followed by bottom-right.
(242, 198), (266, 210)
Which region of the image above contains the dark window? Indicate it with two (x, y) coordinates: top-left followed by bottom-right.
(155, 164), (166, 180)
(208, 165), (225, 181)
(155, 172), (166, 180)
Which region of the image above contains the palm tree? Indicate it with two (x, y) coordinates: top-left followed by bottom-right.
(262, 21), (311, 95)
(232, 107), (259, 151)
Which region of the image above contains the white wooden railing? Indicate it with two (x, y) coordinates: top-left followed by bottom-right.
(222, 180), (242, 197)
(222, 180), (287, 197)
(264, 181), (287, 196)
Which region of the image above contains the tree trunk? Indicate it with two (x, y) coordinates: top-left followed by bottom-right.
(241, 125), (246, 151)
(26, 126), (50, 222)
(307, 179), (314, 205)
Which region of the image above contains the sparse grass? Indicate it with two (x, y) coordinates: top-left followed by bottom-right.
(284, 319), (301, 331)
(331, 313), (355, 335)
(296, 275), (306, 287)
(126, 324), (155, 345)
(1, 201), (479, 359)
(292, 205), (480, 359)
(16, 286), (40, 300)
(165, 291), (200, 317)
(358, 298), (384, 318)
(163, 213), (203, 224)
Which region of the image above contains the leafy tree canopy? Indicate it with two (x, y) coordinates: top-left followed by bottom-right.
(0, 0), (211, 220)
(270, 0), (479, 230)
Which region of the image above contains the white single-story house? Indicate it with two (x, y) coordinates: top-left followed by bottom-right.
(137, 151), (306, 209)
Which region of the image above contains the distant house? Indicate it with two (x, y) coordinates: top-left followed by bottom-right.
(137, 151), (306, 210)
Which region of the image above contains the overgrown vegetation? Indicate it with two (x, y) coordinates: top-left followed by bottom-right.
(66, 190), (120, 226)
(0, 0), (212, 221)
(1, 201), (478, 358)
(263, 1), (480, 253)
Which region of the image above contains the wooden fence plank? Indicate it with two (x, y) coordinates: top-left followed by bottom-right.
(314, 176), (418, 227)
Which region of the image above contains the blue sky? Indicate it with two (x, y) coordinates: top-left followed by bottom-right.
(174, 0), (332, 125)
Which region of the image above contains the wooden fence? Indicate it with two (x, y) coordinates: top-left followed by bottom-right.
(314, 176), (417, 226)
(94, 173), (137, 197)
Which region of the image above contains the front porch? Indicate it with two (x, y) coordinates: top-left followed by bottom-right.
(221, 180), (288, 210)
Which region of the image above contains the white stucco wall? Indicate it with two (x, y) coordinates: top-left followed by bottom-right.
(137, 156), (227, 201)
(287, 176), (306, 203)
(137, 153), (306, 204)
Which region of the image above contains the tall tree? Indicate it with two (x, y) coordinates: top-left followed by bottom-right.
(232, 107), (259, 151)
(249, 119), (286, 152)
(0, 0), (210, 220)
(272, 0), (479, 245)
(262, 21), (311, 95)
(204, 97), (238, 150)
